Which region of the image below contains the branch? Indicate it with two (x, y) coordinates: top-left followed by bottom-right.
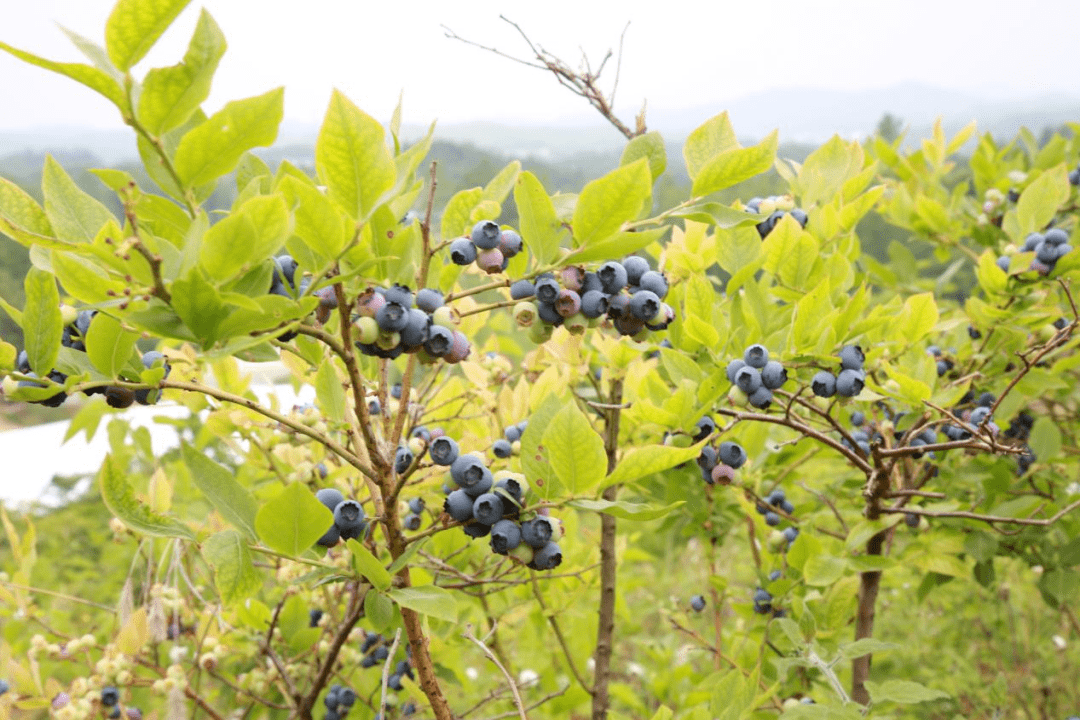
(380, 629), (403, 719)
(462, 623), (528, 720)
(884, 499), (1080, 526)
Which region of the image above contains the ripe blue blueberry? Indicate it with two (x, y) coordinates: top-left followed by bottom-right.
(462, 522), (492, 538)
(102, 687), (120, 707)
(726, 358), (746, 384)
(811, 370), (837, 398)
(851, 411), (865, 426)
(690, 595), (706, 612)
(636, 270), (668, 299)
(839, 345), (865, 370)
(490, 519), (522, 554)
(577, 290), (607, 319)
(735, 366), (763, 394)
(423, 325), (453, 356)
(760, 361), (787, 389)
(693, 416), (716, 442)
(744, 344), (769, 369)
(1023, 232), (1044, 251)
(697, 446), (718, 479)
(408, 498), (425, 515)
(597, 261), (628, 294)
(444, 489), (474, 522)
(394, 445), (414, 474)
(835, 368), (865, 397)
(534, 277), (561, 304)
(376, 302), (409, 333)
(628, 290), (661, 321)
(510, 279), (536, 300)
(536, 300), (562, 325)
(451, 454), (491, 490)
(531, 541), (562, 570)
(333, 500), (367, 540)
(718, 441), (747, 469)
(430, 436), (459, 466)
(403, 513), (421, 531)
(492, 439), (512, 458)
(622, 255), (650, 285)
(782, 527), (799, 543)
(471, 220), (501, 250)
(521, 518), (553, 549)
(748, 386), (773, 409)
(504, 424), (523, 443)
(996, 255), (1010, 272)
(472, 493), (505, 525)
(450, 237), (477, 265)
(765, 511), (780, 526)
(905, 512), (919, 528)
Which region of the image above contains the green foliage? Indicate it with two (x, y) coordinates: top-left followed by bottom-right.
(1, 4), (1080, 720)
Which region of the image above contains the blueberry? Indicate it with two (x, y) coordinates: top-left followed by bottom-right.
(388, 673), (404, 691)
(835, 368), (865, 397)
(471, 220), (501, 250)
(555, 289), (582, 318)
(498, 229), (524, 258)
(735, 366), (762, 394)
(606, 294), (630, 320)
(450, 237), (477, 265)
(472, 493), (505, 525)
(744, 344), (769, 369)
(443, 488), (474, 522)
(376, 302), (409, 333)
(790, 208), (808, 227)
(726, 358), (746, 384)
(768, 569), (782, 581)
(520, 518), (553, 549)
(462, 522), (492, 539)
(102, 687), (120, 707)
(851, 411), (865, 426)
(333, 500), (367, 540)
(693, 416), (716, 443)
(408, 497), (425, 515)
(765, 511), (780, 526)
(753, 588), (772, 604)
(976, 392), (996, 408)
(905, 512), (919, 528)
(969, 406), (992, 426)
(492, 439), (512, 458)
(422, 325), (453, 357)
(105, 386), (135, 409)
(394, 445), (414, 474)
(534, 277), (561, 305)
(494, 476), (525, 505)
(597, 261), (628, 294)
(536, 300), (562, 325)
(490, 519), (522, 554)
(1023, 232), (1044, 251)
(718, 441), (747, 469)
(839, 345), (865, 370)
(338, 687), (356, 706)
(580, 271), (603, 294)
(782, 527), (799, 543)
(273, 255), (298, 288)
(748, 386), (773, 409)
(510, 279), (536, 300)
(430, 436), (459, 466)
(996, 255), (1010, 272)
(403, 513), (421, 531)
(395, 659), (414, 679)
(450, 454), (490, 489)
(383, 284), (414, 308)
(757, 360), (786, 389)
(690, 595), (706, 612)
(636, 270), (669, 299)
(1037, 241), (1058, 264)
(696, 446), (718, 478)
(628, 290), (661, 321)
(309, 608), (323, 627)
(530, 541), (562, 570)
(936, 359), (951, 377)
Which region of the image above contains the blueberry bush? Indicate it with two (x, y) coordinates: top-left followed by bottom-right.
(2, 2), (1080, 719)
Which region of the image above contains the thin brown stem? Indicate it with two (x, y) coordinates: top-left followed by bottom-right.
(591, 379), (622, 720)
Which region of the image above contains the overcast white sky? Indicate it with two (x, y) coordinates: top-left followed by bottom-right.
(0, 0), (1076, 133)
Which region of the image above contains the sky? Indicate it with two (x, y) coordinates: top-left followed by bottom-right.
(0, 0), (1077, 133)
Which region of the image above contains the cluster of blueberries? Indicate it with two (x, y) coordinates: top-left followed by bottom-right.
(725, 344), (788, 409)
(314, 488), (368, 547)
(101, 686), (121, 718)
(941, 391), (998, 442)
(449, 220), (524, 275)
(753, 569), (783, 615)
(996, 229), (1074, 276)
(433, 432), (564, 570)
(1003, 411), (1037, 474)
(745, 196), (809, 239)
(17, 308), (171, 409)
(352, 284), (469, 364)
(358, 632), (415, 693)
(811, 345), (866, 398)
(693, 419), (748, 485)
(756, 487), (795, 528)
(927, 345), (953, 378)
(509, 256), (674, 339)
(843, 410), (875, 457)
(322, 683), (358, 720)
(491, 420), (527, 459)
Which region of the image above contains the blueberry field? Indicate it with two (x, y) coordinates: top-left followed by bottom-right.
(1, 2), (1080, 719)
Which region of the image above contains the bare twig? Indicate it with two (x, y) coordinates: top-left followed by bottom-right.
(380, 629), (403, 719)
(463, 623), (528, 720)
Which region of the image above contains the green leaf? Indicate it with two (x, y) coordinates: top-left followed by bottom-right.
(201, 530), (261, 606)
(572, 158), (651, 247)
(691, 130), (778, 197)
(838, 638), (899, 659)
(138, 8), (226, 136)
(254, 483), (334, 557)
(568, 227), (666, 265)
(171, 267), (228, 346)
(42, 156), (116, 243)
(180, 444), (258, 540)
(99, 455), (194, 539)
(364, 590), (395, 634)
(0, 176), (53, 243)
(346, 539), (391, 591)
(521, 393), (569, 501)
(440, 187), (483, 242)
(175, 88), (284, 187)
(200, 194), (290, 280)
(865, 680), (949, 704)
(621, 131), (666, 181)
(22, 267), (62, 376)
(896, 293), (938, 344)
(683, 112), (738, 180)
(1030, 416), (1062, 462)
(51, 250), (126, 304)
(542, 402), (607, 494)
(514, 172), (564, 266)
(670, 202), (760, 229)
(481, 160), (521, 205)
(803, 553), (846, 587)
(387, 585), (458, 622)
(279, 176), (349, 262)
(569, 499), (685, 521)
(976, 249), (1008, 295)
(1016, 164), (1069, 239)
(601, 441), (706, 489)
(0, 41), (125, 111)
(106, 0), (193, 71)
(85, 312), (138, 378)
(316, 89), (396, 221)
(315, 362), (346, 422)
